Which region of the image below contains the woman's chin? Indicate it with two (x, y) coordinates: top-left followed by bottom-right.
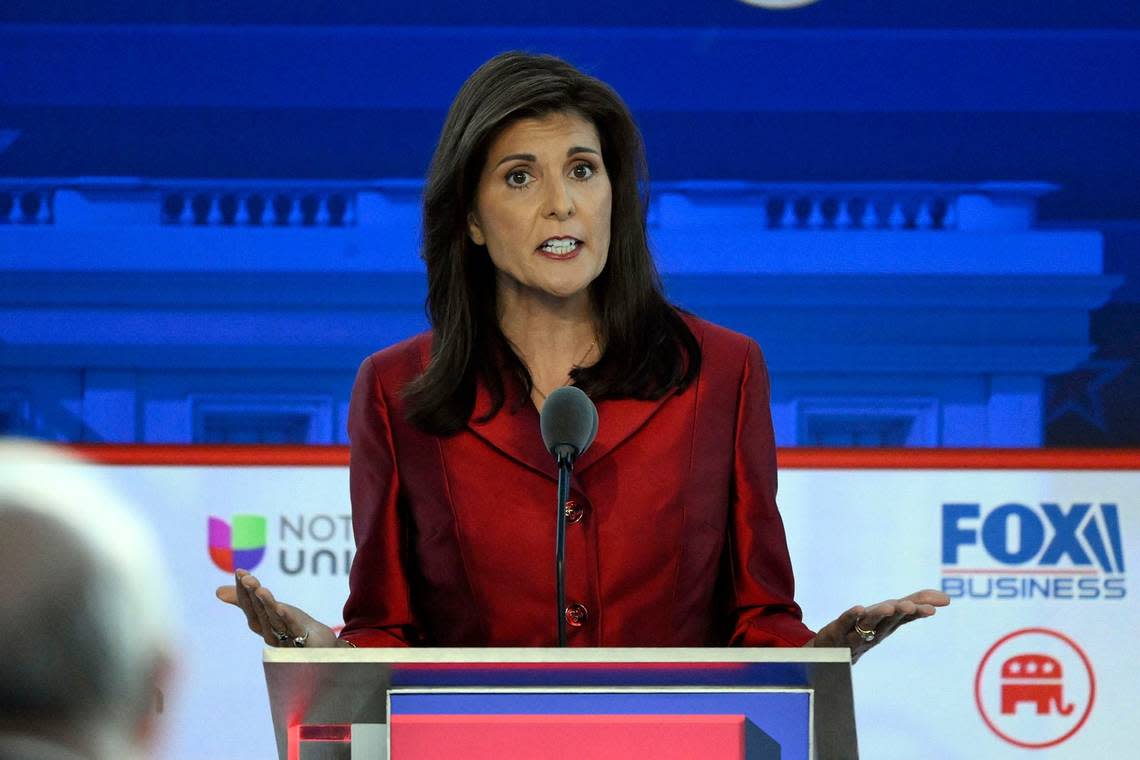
(515, 272), (596, 302)
(498, 266), (601, 306)
(539, 276), (598, 301)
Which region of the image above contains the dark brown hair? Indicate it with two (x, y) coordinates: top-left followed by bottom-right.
(405, 51), (700, 434)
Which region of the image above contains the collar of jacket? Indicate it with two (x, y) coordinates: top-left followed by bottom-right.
(452, 349), (671, 481)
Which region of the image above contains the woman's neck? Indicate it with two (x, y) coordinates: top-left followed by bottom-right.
(497, 284), (598, 405)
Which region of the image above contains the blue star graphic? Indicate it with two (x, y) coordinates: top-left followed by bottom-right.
(1046, 360), (1131, 431)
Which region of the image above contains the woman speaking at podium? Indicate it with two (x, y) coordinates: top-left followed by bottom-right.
(219, 52), (947, 659)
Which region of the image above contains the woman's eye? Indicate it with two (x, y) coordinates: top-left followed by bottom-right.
(571, 163), (595, 180)
(507, 170), (530, 187)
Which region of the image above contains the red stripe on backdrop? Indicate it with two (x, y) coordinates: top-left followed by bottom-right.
(778, 447), (1140, 470)
(67, 444), (1140, 469)
(69, 444), (349, 466)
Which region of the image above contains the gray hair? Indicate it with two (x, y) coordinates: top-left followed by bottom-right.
(0, 440), (172, 749)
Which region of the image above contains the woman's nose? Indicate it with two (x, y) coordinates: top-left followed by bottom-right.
(543, 178), (575, 220)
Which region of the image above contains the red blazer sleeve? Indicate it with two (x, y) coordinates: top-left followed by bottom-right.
(724, 339), (815, 647)
(339, 355), (419, 647)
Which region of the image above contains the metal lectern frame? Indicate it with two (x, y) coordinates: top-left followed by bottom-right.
(263, 647), (857, 759)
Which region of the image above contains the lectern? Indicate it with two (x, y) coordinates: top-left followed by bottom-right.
(264, 647), (857, 759)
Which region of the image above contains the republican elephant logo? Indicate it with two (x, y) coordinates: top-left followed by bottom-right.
(1000, 653), (1074, 716)
(975, 628), (1095, 749)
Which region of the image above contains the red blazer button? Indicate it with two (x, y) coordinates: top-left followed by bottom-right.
(564, 499), (585, 524)
(564, 603), (589, 627)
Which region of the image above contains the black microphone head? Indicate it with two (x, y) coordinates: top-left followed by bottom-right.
(539, 386), (598, 461)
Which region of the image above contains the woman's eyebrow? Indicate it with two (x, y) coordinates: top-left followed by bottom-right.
(494, 146), (600, 168)
(494, 153), (535, 168)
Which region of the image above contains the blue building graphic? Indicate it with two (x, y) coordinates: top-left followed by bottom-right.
(1, 3), (1136, 447)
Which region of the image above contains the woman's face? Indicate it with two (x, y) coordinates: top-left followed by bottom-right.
(467, 111), (612, 305)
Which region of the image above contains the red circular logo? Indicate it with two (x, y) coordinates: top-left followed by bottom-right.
(974, 627), (1095, 749)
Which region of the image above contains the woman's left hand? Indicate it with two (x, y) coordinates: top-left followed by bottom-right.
(803, 589), (950, 664)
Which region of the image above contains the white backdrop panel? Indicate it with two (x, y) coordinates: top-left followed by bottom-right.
(94, 465), (1137, 759)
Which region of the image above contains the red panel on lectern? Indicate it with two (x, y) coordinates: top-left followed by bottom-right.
(390, 714), (749, 759)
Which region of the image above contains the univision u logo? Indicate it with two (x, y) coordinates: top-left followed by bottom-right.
(208, 514), (267, 572)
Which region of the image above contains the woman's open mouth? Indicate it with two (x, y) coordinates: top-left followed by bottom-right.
(537, 237), (581, 257)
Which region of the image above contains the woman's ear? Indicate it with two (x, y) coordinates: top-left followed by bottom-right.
(466, 211), (486, 246)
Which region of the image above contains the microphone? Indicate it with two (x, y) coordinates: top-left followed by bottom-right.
(539, 386), (598, 464)
(538, 386), (598, 646)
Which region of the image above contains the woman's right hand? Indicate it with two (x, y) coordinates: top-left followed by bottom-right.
(215, 569), (343, 648)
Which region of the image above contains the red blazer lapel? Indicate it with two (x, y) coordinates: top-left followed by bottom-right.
(575, 393), (671, 473)
(467, 372), (558, 481)
(453, 322), (674, 479)
(466, 381), (672, 479)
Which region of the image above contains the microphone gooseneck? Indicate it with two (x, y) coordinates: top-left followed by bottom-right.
(538, 386), (598, 646)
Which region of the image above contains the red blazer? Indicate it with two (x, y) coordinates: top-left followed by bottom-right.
(340, 315), (814, 648)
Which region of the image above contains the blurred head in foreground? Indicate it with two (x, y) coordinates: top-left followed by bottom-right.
(0, 440), (173, 760)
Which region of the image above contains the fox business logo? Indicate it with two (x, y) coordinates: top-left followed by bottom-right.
(941, 503), (1126, 601)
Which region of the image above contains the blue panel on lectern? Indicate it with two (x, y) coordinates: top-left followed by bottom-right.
(390, 690), (811, 759)
(387, 661), (812, 688)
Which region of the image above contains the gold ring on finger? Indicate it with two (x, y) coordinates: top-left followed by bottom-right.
(853, 622), (876, 642)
